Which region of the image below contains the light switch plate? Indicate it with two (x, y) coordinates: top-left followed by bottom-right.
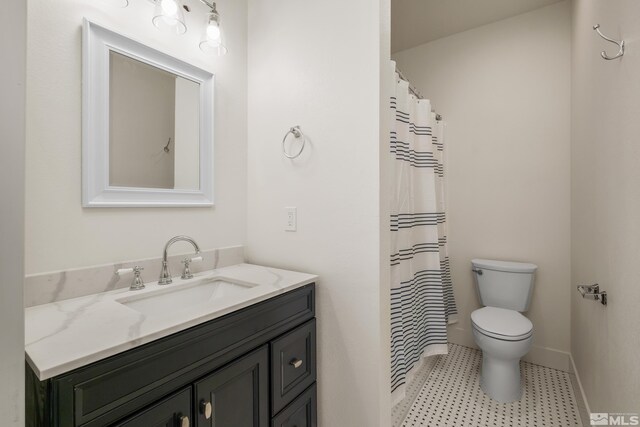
(285, 207), (297, 231)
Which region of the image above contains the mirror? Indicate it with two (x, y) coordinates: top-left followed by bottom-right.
(83, 20), (214, 207)
(109, 52), (200, 191)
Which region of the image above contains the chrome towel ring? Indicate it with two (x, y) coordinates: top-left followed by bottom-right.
(282, 126), (306, 159)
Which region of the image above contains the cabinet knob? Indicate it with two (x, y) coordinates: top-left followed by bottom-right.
(200, 400), (213, 420)
(290, 358), (303, 369)
(179, 415), (190, 427)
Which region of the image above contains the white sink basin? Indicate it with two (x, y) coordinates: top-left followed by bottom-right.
(117, 277), (256, 317)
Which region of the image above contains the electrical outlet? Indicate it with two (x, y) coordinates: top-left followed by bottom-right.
(285, 207), (297, 231)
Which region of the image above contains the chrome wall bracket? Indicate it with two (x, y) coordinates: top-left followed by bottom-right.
(577, 283), (607, 306)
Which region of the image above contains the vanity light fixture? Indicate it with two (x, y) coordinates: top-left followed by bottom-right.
(146, 0), (228, 54)
(198, 1), (228, 55)
(150, 0), (187, 35)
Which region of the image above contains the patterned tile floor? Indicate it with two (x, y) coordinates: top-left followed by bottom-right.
(392, 355), (439, 427)
(400, 344), (583, 427)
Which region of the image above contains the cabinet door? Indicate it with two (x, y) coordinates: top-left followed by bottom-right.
(114, 387), (191, 427)
(195, 345), (269, 427)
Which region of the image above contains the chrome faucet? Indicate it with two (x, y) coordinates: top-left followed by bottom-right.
(159, 235), (201, 285)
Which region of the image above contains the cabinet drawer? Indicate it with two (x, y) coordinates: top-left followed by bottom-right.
(271, 384), (317, 427)
(271, 319), (316, 415)
(113, 387), (191, 427)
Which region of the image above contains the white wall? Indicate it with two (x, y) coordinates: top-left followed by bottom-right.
(0, 0), (26, 423)
(26, 0), (247, 274)
(571, 0), (640, 412)
(393, 2), (572, 369)
(379, 1), (392, 424)
(246, 0), (391, 425)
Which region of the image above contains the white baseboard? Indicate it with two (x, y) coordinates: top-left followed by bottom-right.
(569, 352), (592, 415)
(447, 325), (477, 347)
(523, 345), (572, 372)
(447, 325), (572, 372)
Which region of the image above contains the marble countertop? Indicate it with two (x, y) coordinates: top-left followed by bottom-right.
(25, 263), (317, 380)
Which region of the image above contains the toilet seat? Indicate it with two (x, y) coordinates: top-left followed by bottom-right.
(471, 307), (533, 341)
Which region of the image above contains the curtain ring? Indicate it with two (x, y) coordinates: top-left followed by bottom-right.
(282, 126), (306, 159)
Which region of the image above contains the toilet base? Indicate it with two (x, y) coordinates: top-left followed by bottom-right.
(479, 354), (522, 403)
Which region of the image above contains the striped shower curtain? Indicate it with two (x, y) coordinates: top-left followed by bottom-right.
(390, 62), (458, 406)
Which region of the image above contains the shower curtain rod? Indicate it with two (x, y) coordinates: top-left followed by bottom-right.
(395, 66), (443, 121)
(396, 68), (424, 99)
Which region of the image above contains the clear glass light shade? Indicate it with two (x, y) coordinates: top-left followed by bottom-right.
(200, 12), (228, 55)
(152, 0), (187, 35)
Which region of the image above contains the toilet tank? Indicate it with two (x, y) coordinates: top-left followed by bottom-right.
(471, 259), (537, 312)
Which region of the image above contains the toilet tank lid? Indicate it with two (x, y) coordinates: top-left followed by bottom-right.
(471, 259), (537, 273)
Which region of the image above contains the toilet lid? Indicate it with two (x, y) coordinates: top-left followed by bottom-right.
(471, 307), (533, 341)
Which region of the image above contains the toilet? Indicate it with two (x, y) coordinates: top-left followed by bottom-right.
(470, 258), (537, 403)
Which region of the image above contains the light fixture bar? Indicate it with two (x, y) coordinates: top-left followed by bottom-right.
(197, 0), (216, 11)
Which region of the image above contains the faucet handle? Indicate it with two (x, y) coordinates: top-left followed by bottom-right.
(116, 267), (134, 276)
(118, 265), (145, 290)
(181, 256), (202, 280)
(130, 266), (145, 291)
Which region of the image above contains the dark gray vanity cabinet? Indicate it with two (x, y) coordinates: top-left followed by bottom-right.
(26, 284), (316, 427)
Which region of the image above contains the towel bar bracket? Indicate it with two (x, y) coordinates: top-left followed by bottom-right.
(577, 283), (607, 306)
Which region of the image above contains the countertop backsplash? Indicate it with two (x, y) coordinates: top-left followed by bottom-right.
(24, 245), (244, 307)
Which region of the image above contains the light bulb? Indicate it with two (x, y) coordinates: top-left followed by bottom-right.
(206, 23), (221, 41)
(161, 0), (178, 16)
(199, 7), (228, 55)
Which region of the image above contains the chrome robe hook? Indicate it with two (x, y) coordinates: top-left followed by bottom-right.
(593, 24), (625, 60)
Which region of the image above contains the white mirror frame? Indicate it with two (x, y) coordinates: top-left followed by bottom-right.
(82, 19), (214, 207)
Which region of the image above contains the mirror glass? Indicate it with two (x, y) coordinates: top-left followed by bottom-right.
(108, 51), (200, 190)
